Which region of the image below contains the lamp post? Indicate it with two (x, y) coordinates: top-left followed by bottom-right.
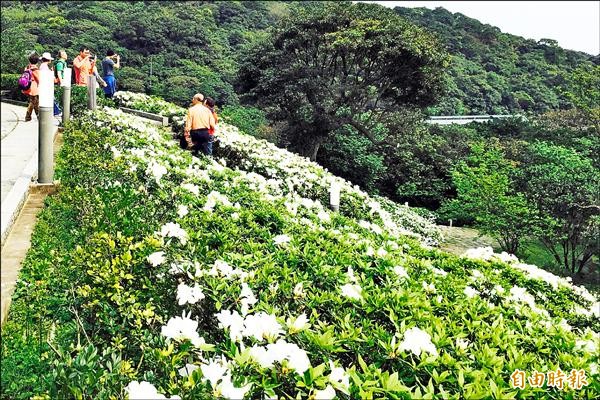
(61, 67), (72, 124)
(330, 180), (341, 212)
(37, 69), (54, 184)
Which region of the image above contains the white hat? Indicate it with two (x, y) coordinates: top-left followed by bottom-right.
(41, 52), (54, 61)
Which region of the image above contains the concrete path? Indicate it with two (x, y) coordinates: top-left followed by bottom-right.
(438, 225), (500, 255)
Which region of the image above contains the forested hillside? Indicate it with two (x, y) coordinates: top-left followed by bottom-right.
(394, 6), (597, 115)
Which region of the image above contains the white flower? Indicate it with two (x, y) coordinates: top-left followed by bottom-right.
(215, 309), (245, 342)
(393, 266), (409, 280)
(463, 286), (478, 299)
(148, 251), (166, 266)
(286, 313), (310, 333)
(161, 314), (205, 347)
(146, 160), (168, 185)
(243, 312), (284, 342)
(432, 267), (448, 276)
(328, 360), (349, 394)
(201, 358), (230, 388)
(125, 381), (180, 400)
(422, 282), (436, 294)
(231, 212), (240, 220)
(293, 282), (305, 298)
(341, 283), (362, 300)
(399, 327), (438, 357)
(177, 205), (189, 218)
(216, 374), (252, 400)
(455, 338), (470, 350)
(317, 210), (331, 223)
(160, 222), (188, 245)
(265, 339), (311, 374)
(178, 363), (199, 377)
(346, 267), (358, 283)
(273, 234), (291, 245)
(181, 183), (200, 196)
(177, 283), (205, 305)
(313, 385), (336, 400)
(575, 338), (598, 354)
(249, 345), (276, 368)
(374, 247), (387, 258)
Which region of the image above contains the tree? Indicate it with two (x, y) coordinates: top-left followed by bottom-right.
(441, 140), (538, 253)
(238, 2), (449, 160)
(515, 142), (600, 273)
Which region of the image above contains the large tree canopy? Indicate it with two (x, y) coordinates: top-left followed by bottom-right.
(238, 2), (450, 160)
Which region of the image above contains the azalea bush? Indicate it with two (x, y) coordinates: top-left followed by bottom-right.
(2, 106), (598, 399)
(112, 91), (442, 245)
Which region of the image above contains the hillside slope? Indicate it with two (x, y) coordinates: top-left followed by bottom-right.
(1, 102), (598, 399)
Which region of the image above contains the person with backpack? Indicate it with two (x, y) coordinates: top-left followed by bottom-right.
(20, 52), (41, 122)
(55, 50), (68, 86)
(101, 49), (120, 98)
(184, 93), (216, 157)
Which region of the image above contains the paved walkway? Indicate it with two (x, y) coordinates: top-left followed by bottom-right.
(1, 103), (38, 205)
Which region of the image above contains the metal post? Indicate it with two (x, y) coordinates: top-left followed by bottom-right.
(38, 69), (55, 184)
(62, 86), (71, 125)
(330, 180), (340, 212)
(61, 67), (72, 124)
(38, 106), (54, 183)
(87, 75), (96, 110)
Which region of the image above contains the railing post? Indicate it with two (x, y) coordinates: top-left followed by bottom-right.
(61, 67), (72, 124)
(87, 75), (96, 110)
(38, 70), (54, 184)
(329, 180), (340, 212)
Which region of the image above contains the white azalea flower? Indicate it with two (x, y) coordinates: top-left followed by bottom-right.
(422, 282), (436, 294)
(125, 380), (180, 400)
(313, 385), (336, 400)
(393, 266), (409, 280)
(215, 309), (245, 342)
(341, 283), (362, 300)
(273, 234), (291, 245)
(216, 374), (252, 400)
(159, 222), (188, 245)
(293, 282), (306, 298)
(243, 312), (284, 342)
(399, 327), (438, 357)
(456, 338), (470, 350)
(161, 314), (205, 347)
(181, 183), (200, 196)
(148, 251), (166, 267)
(286, 313), (310, 334)
(463, 286), (478, 299)
(328, 360), (350, 394)
(432, 267), (448, 276)
(177, 204), (189, 218)
(201, 358), (230, 388)
(176, 283), (205, 305)
(178, 363), (199, 377)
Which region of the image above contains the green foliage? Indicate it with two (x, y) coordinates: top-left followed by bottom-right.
(239, 1), (449, 160)
(441, 141), (538, 253)
(515, 142), (600, 273)
(395, 6), (592, 115)
(220, 104), (269, 138)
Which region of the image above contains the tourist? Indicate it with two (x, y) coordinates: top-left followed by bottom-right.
(204, 97), (218, 156)
(39, 52), (61, 119)
(73, 46), (93, 86)
(22, 52), (40, 122)
(184, 93), (216, 156)
(54, 50), (68, 86)
(101, 49), (120, 98)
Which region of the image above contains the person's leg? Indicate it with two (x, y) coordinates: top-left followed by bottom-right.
(199, 131), (212, 155)
(25, 95), (34, 121)
(32, 95), (40, 118)
(206, 134), (214, 156)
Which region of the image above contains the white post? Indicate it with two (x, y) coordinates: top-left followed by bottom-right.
(61, 67), (72, 124)
(449, 219), (453, 227)
(330, 180), (340, 212)
(38, 69), (54, 184)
